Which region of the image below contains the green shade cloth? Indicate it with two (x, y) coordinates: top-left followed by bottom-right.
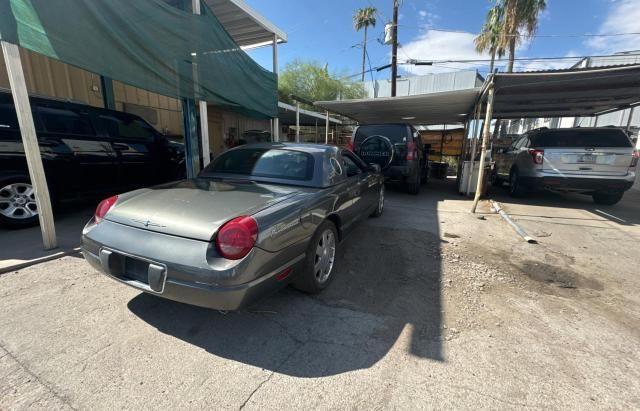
(0, 0), (278, 118)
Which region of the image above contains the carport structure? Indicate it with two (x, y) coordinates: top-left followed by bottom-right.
(0, 0), (286, 249)
(316, 64), (640, 211)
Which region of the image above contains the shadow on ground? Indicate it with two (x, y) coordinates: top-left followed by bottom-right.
(490, 184), (640, 227)
(128, 181), (446, 378)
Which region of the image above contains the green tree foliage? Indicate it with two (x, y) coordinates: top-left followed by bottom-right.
(475, 4), (505, 73)
(353, 7), (377, 81)
(278, 60), (366, 107)
(498, 0), (547, 72)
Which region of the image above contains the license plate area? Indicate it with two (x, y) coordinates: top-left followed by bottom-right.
(99, 248), (166, 293)
(577, 154), (596, 164)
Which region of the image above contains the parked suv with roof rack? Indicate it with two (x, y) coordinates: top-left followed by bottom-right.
(492, 127), (638, 205)
(349, 123), (429, 194)
(0, 92), (185, 228)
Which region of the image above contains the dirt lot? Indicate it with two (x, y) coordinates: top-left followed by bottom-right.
(1, 181), (639, 410)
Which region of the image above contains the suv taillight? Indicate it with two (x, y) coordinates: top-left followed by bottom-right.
(631, 150), (639, 168)
(528, 149), (544, 165)
(406, 141), (417, 161)
(215, 216), (258, 260)
(94, 195), (118, 224)
(347, 142), (354, 151)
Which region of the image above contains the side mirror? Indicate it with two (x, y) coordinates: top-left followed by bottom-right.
(368, 163), (382, 173)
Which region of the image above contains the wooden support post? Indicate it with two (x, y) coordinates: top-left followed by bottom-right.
(471, 84), (495, 214)
(1, 41), (57, 249)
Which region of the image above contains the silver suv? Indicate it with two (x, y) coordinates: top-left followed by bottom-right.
(493, 127), (638, 205)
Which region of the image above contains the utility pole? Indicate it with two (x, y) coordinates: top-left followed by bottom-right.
(391, 0), (399, 97)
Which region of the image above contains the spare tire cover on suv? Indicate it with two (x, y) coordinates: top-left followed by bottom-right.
(357, 135), (395, 169)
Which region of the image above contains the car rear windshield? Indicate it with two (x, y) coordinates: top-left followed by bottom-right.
(531, 129), (632, 148)
(354, 125), (409, 144)
(201, 148), (314, 181)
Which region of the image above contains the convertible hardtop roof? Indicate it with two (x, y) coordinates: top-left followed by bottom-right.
(232, 142), (340, 154)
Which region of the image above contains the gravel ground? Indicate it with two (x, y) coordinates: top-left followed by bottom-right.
(1, 182), (639, 410)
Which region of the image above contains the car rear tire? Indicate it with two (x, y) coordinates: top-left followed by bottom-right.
(292, 221), (338, 294)
(0, 176), (40, 229)
(508, 169), (526, 197)
(370, 185), (385, 218)
(593, 191), (624, 206)
(407, 175), (421, 195)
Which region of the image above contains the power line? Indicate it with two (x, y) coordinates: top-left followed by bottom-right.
(397, 26), (640, 38)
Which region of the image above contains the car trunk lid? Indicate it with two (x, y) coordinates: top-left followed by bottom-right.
(105, 179), (297, 241)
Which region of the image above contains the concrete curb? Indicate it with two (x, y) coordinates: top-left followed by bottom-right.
(0, 246), (82, 275)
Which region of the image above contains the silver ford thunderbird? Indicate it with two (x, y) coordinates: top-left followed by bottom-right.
(82, 143), (384, 310)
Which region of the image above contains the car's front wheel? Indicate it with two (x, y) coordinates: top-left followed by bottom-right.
(407, 174), (421, 195)
(508, 169), (526, 197)
(293, 221), (338, 293)
(593, 191), (624, 206)
(370, 185), (385, 218)
(0, 176), (40, 228)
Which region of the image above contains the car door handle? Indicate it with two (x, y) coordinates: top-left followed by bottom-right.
(112, 143), (129, 150)
(38, 138), (59, 147)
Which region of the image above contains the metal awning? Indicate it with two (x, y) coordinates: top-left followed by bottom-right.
(205, 0), (287, 48)
(491, 64), (640, 118)
(278, 102), (342, 126)
(315, 88), (480, 125)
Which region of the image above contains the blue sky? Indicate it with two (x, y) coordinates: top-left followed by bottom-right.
(245, 0), (640, 79)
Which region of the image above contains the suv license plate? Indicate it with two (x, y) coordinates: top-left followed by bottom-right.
(578, 154), (596, 163)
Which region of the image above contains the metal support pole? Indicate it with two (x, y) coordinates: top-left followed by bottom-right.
(471, 84), (495, 213)
(325, 111), (329, 144)
(295, 101), (300, 142)
(626, 107), (635, 132)
(315, 119), (318, 143)
(100, 76), (116, 110)
(272, 34), (280, 142)
(466, 102), (482, 196)
(192, 0), (209, 167)
(1, 41), (57, 249)
(181, 98), (200, 178)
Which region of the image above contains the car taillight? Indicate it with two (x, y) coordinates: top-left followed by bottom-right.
(528, 149), (544, 165)
(94, 195), (118, 224)
(347, 142), (354, 151)
(406, 141), (417, 161)
(631, 150), (639, 168)
(215, 216), (258, 260)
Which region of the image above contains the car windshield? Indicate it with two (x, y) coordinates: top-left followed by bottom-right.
(201, 148), (314, 181)
(354, 125), (409, 145)
(531, 129), (633, 148)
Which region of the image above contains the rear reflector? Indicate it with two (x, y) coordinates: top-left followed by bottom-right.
(528, 149), (544, 165)
(94, 195), (118, 224)
(275, 267), (293, 281)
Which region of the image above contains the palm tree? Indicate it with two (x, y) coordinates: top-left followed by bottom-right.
(498, 0), (546, 72)
(474, 5), (505, 73)
(353, 7), (377, 81)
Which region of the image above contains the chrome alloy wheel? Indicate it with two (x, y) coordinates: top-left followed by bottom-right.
(0, 183), (38, 220)
(314, 228), (336, 284)
(378, 185), (385, 214)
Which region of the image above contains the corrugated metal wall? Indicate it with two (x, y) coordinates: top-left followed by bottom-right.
(362, 70), (483, 98)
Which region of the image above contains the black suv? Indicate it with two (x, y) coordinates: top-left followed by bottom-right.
(0, 92), (184, 228)
(350, 124), (429, 194)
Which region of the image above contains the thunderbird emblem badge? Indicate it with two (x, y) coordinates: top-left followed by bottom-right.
(132, 218), (166, 228)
